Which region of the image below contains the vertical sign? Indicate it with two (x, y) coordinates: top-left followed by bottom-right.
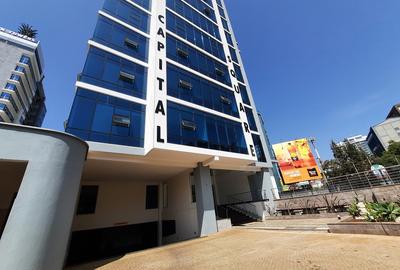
(153, 0), (167, 146)
(213, 0), (256, 159)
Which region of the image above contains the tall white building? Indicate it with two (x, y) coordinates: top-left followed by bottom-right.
(338, 135), (373, 155)
(0, 27), (46, 126)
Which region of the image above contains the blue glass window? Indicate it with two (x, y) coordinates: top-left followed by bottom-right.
(20, 55), (30, 64)
(80, 47), (147, 99)
(234, 63), (244, 83)
(166, 11), (225, 61)
(93, 16), (149, 62)
(7, 76), (30, 108)
(103, 0), (150, 33)
(167, 101), (247, 154)
(15, 66), (25, 72)
(5, 83), (25, 110)
(0, 103), (14, 122)
(166, 0), (220, 39)
(169, 0), (217, 22)
(218, 6), (226, 19)
(229, 46), (238, 63)
(10, 74), (21, 81)
(216, 0), (223, 7)
(66, 88), (146, 147)
(167, 35), (231, 87)
(167, 64), (238, 117)
(221, 18), (229, 32)
(0, 92), (18, 112)
(245, 107), (258, 131)
(252, 134), (267, 162)
(130, 0), (151, 10)
(225, 31), (233, 46)
(239, 84), (250, 105)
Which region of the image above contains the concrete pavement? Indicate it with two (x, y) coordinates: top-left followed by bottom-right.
(66, 228), (400, 270)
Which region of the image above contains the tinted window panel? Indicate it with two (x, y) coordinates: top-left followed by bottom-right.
(245, 107), (258, 132)
(103, 0), (150, 33)
(167, 64), (238, 117)
(66, 88), (146, 147)
(166, 11), (225, 61)
(167, 35), (231, 87)
(252, 134), (267, 162)
(93, 16), (149, 62)
(81, 47), (147, 99)
(167, 101), (247, 154)
(167, 0), (220, 39)
(239, 84), (250, 105)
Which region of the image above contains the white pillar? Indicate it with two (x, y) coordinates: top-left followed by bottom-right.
(194, 163), (217, 237)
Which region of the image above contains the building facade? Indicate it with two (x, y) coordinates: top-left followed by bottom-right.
(338, 135), (373, 156)
(0, 27), (46, 126)
(61, 0), (276, 264)
(367, 118), (400, 155)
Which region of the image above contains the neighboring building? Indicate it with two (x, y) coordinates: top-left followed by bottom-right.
(51, 0), (277, 264)
(0, 27), (46, 126)
(367, 117), (400, 155)
(338, 135), (373, 156)
(386, 103), (400, 119)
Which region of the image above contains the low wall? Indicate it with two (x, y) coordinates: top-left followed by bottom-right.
(266, 212), (349, 220)
(275, 184), (400, 211)
(328, 222), (400, 236)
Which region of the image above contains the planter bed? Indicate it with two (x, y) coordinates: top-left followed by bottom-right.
(268, 212), (349, 220)
(328, 220), (400, 236)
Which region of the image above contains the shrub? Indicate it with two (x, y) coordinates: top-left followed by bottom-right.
(365, 202), (400, 222)
(347, 201), (360, 218)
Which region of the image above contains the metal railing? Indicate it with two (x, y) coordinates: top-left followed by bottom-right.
(275, 165), (400, 200)
(218, 189), (269, 220)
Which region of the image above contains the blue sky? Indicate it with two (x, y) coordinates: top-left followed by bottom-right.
(2, 0), (400, 159)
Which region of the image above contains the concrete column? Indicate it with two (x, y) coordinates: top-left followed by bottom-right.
(248, 169), (276, 218)
(157, 182), (163, 246)
(194, 163), (217, 237)
(0, 124), (88, 270)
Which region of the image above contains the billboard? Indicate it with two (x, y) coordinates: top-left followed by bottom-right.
(272, 138), (322, 184)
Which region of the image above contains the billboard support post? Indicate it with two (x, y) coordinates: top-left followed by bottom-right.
(309, 137), (327, 181)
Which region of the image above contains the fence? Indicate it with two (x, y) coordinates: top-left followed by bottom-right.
(275, 165), (400, 200)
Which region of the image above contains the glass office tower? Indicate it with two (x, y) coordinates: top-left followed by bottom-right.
(66, 0), (271, 165)
(64, 0), (278, 263)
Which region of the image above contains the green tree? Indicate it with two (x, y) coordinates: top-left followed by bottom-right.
(17, 23), (38, 39)
(323, 140), (375, 177)
(375, 141), (400, 167)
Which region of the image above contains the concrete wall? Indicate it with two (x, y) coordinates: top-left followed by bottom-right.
(74, 170), (200, 245)
(162, 170), (199, 243)
(275, 184), (400, 211)
(0, 123), (88, 270)
(214, 170), (251, 205)
(0, 40), (24, 92)
(72, 180), (160, 231)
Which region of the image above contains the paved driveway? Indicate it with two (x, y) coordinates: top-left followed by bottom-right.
(66, 229), (400, 270)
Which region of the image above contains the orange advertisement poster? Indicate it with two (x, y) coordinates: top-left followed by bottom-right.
(272, 139), (322, 184)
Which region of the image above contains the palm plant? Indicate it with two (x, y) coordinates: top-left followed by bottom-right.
(17, 23), (38, 39)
